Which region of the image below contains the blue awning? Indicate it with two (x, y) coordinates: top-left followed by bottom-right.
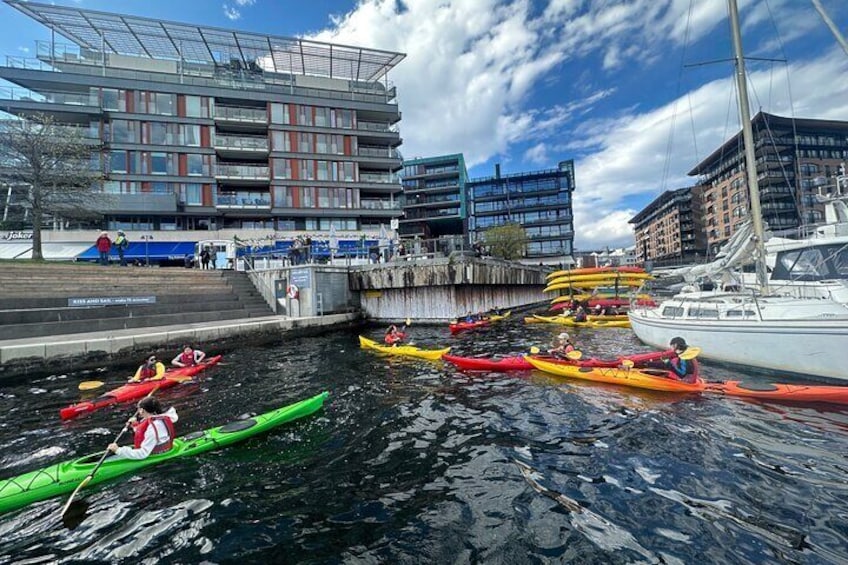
(77, 242), (196, 261)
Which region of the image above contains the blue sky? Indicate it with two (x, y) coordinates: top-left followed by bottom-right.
(2, 0), (847, 250)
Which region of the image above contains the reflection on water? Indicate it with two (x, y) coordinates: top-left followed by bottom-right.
(1, 318), (847, 563)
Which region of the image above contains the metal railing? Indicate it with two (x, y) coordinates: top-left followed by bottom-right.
(360, 199), (401, 210)
(214, 106), (267, 123)
(357, 147), (400, 158)
(215, 164), (270, 179)
(214, 135), (269, 151)
(0, 86), (96, 107)
(359, 173), (400, 184)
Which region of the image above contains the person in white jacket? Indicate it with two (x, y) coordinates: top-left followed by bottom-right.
(108, 397), (178, 460)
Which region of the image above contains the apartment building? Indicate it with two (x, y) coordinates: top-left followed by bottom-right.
(629, 186), (706, 266)
(0, 0), (404, 247)
(467, 161), (575, 264)
(399, 154), (468, 238)
(689, 112), (848, 250)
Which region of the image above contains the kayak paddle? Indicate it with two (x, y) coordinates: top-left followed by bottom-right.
(78, 381), (105, 391)
(59, 386), (159, 517)
(679, 347), (701, 360)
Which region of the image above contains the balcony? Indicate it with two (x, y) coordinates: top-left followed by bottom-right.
(216, 191), (271, 208)
(359, 173), (400, 184)
(214, 134), (269, 155)
(0, 86), (99, 120)
(360, 199), (401, 210)
(214, 106), (267, 124)
(215, 164), (270, 181)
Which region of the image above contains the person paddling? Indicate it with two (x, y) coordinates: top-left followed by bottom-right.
(131, 355), (165, 382)
(663, 337), (701, 384)
(384, 324), (407, 345)
(549, 332), (577, 359)
(171, 345), (206, 368)
(107, 397), (178, 460)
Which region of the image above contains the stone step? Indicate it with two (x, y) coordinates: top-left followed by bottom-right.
(0, 293), (240, 311)
(0, 310), (267, 341)
(0, 298), (252, 325)
(0, 284), (236, 299)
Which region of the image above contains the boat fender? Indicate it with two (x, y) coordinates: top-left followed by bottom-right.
(736, 382), (780, 392)
(219, 419), (258, 433)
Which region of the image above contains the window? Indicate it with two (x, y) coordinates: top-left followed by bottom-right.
(150, 182), (170, 193)
(298, 133), (311, 153)
(149, 122), (167, 145)
(301, 186), (314, 207)
(300, 160), (315, 180)
(315, 107), (331, 127)
(187, 154), (205, 176)
(273, 159), (292, 179)
(318, 187), (330, 207)
(271, 131), (290, 152)
(111, 120), (138, 143)
(317, 161), (330, 181)
(297, 106), (312, 126)
(271, 103), (289, 124)
(316, 134), (328, 154)
(151, 93), (176, 115)
(151, 152), (168, 174)
(182, 125), (201, 146)
(185, 96), (202, 118)
(101, 89), (125, 111)
(180, 183), (203, 205)
(110, 151), (127, 173)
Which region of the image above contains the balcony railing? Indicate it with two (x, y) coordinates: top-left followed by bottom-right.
(357, 122), (398, 133)
(360, 199), (401, 210)
(215, 164), (270, 179)
(216, 193), (271, 207)
(357, 147), (401, 158)
(359, 173), (400, 184)
(0, 86), (97, 107)
(214, 135), (269, 151)
(214, 106), (268, 123)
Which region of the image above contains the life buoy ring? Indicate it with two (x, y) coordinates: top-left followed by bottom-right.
(287, 284), (299, 299)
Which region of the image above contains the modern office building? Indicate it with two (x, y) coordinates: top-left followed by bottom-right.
(0, 0), (404, 251)
(467, 160), (575, 264)
(629, 186), (706, 266)
(689, 112), (848, 250)
(399, 154), (468, 238)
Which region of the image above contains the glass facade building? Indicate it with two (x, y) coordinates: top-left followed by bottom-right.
(468, 161), (575, 263)
(399, 154), (468, 238)
(0, 1), (405, 238)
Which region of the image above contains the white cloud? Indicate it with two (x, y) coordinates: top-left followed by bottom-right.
(223, 4), (241, 20)
(235, 0), (256, 5)
(17, 46), (30, 54)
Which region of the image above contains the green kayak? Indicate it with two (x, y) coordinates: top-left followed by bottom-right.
(0, 391), (328, 515)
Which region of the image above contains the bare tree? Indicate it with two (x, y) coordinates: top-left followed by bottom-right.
(0, 113), (103, 259)
(484, 223), (528, 260)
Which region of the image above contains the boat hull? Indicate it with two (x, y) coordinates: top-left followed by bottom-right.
(628, 308), (848, 381)
(358, 336), (450, 360)
(526, 356), (705, 393)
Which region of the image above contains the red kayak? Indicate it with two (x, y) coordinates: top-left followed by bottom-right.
(449, 320), (491, 334)
(443, 350), (672, 372)
(60, 355), (222, 420)
(706, 380), (848, 405)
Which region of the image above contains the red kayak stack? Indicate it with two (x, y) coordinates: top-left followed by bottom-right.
(59, 355), (222, 420)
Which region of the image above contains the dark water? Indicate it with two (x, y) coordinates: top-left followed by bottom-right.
(1, 319), (847, 564)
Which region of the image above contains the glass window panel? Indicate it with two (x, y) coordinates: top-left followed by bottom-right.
(183, 125), (201, 146)
(151, 152), (168, 174)
(185, 95), (202, 118)
(273, 158), (292, 179)
(110, 151), (127, 173)
(317, 161), (330, 181)
(187, 154), (204, 176)
(102, 89), (121, 111)
(316, 134), (328, 154)
(271, 131), (290, 152)
(297, 106), (311, 126)
(302, 186), (314, 207)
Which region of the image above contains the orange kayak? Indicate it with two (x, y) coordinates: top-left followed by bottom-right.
(706, 381), (848, 405)
(525, 356), (705, 393)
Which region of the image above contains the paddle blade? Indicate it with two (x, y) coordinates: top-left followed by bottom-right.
(78, 381), (104, 391)
(405, 317), (412, 326)
(529, 346), (541, 354)
(566, 350), (583, 360)
(621, 360), (635, 369)
(679, 346), (701, 360)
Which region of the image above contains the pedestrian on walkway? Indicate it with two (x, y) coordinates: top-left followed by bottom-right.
(114, 230), (129, 266)
(95, 231), (111, 266)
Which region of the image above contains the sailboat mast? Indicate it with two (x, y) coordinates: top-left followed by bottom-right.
(727, 0), (770, 294)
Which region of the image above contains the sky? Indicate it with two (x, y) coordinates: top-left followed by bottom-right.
(1, 0), (847, 250)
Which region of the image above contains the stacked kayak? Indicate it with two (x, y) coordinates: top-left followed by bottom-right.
(706, 381), (848, 405)
(444, 350), (670, 372)
(530, 315), (631, 328)
(1, 391), (329, 514)
(60, 356), (223, 420)
(359, 336), (450, 360)
(526, 356), (706, 393)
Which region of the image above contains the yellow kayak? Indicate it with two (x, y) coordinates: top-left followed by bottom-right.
(358, 336), (450, 360)
(532, 315), (631, 328)
(487, 310), (512, 322)
(551, 294), (651, 304)
(544, 279), (647, 292)
(546, 267), (647, 280)
(547, 272), (653, 286)
(526, 356), (705, 393)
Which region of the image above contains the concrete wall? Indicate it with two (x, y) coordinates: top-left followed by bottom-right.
(248, 265), (357, 316)
(348, 257), (548, 290)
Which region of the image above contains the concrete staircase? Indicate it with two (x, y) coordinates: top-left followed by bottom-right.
(0, 263), (274, 340)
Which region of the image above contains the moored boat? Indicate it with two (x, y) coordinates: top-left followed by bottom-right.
(60, 355), (223, 420)
(358, 336), (450, 360)
(1, 391), (329, 515)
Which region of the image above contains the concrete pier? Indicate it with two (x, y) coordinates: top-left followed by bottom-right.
(348, 257), (548, 321)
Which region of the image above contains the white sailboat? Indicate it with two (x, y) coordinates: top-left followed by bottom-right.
(628, 0), (848, 381)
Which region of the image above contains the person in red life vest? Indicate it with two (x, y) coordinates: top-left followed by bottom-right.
(384, 324), (407, 345)
(663, 337), (701, 384)
(95, 231), (111, 266)
(549, 332), (577, 359)
(107, 397), (178, 460)
(171, 345), (206, 368)
(130, 355), (166, 382)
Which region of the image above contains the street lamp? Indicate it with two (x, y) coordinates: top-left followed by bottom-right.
(140, 234), (153, 266)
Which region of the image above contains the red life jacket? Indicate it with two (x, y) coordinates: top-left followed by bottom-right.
(384, 332), (406, 345)
(179, 351), (196, 366)
(139, 363), (157, 379)
(133, 415), (175, 454)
